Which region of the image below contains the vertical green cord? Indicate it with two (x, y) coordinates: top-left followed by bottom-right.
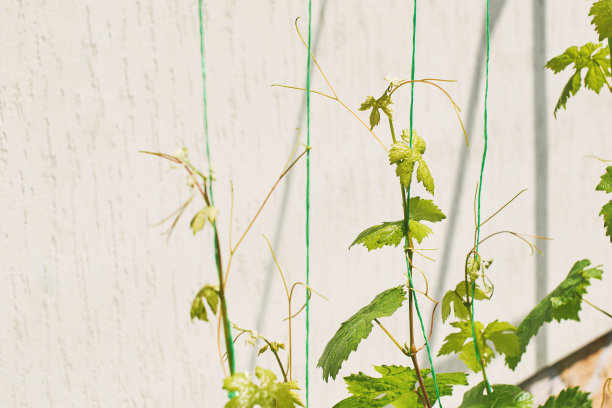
(305, 1), (312, 407)
(198, 0), (236, 377)
(405, 0), (443, 405)
(470, 0), (493, 394)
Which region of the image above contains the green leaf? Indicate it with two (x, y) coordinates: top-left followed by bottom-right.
(459, 382), (534, 408)
(407, 196), (446, 223)
(395, 160), (416, 189)
(438, 320), (517, 372)
(258, 342), (285, 357)
(554, 70), (581, 118)
(438, 321), (473, 356)
(416, 158), (434, 194)
(422, 370), (469, 403)
(590, 0), (612, 41)
(223, 367), (304, 408)
(400, 129), (426, 153)
(585, 60), (608, 93)
(459, 340), (494, 373)
(441, 290), (468, 322)
(349, 196), (443, 251)
(369, 108), (381, 130)
(378, 94), (393, 121)
(359, 96), (376, 111)
(538, 386), (592, 408)
(189, 206), (219, 235)
(332, 366), (467, 407)
(389, 131), (434, 192)
(601, 200), (612, 242)
(596, 166), (612, 193)
(484, 321), (520, 359)
(359, 94), (393, 130)
(545, 47), (578, 73)
(190, 296), (208, 321)
(349, 221), (404, 251)
(454, 281), (489, 301)
(318, 286), (407, 381)
(409, 220), (432, 244)
(190, 284), (219, 322)
(442, 281), (488, 322)
(438, 321), (492, 372)
(506, 259), (604, 369)
(548, 43), (611, 117)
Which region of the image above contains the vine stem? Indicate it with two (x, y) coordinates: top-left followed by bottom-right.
(139, 151), (237, 375)
(389, 119), (432, 408)
(583, 298), (612, 319)
(407, 234), (432, 408)
(261, 337), (288, 383)
(375, 319), (409, 355)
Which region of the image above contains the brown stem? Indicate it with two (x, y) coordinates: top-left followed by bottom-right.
(406, 234), (432, 408)
(410, 352), (432, 408)
(390, 114), (431, 407)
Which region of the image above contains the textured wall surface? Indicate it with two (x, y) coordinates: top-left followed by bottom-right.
(1, 1), (611, 407)
(521, 331), (612, 407)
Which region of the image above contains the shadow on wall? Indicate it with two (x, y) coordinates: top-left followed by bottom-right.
(250, 0), (330, 372)
(519, 330), (612, 407)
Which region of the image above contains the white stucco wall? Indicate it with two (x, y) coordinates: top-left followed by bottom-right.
(1, 1), (611, 406)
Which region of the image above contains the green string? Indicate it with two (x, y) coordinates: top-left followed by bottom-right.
(197, 0), (237, 380)
(470, 0), (493, 395)
(406, 0), (443, 405)
(305, 1), (312, 407)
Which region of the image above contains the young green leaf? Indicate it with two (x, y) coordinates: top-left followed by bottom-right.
(438, 321), (475, 356)
(389, 131), (434, 193)
(438, 320), (493, 372)
(258, 342), (285, 356)
(190, 284), (219, 322)
(537, 386), (592, 408)
(459, 340), (495, 373)
(590, 0), (612, 41)
(190, 206), (219, 234)
(601, 200), (612, 242)
(546, 43), (611, 117)
(442, 290), (467, 322)
(317, 286), (407, 381)
(459, 382), (534, 408)
(358, 94), (393, 129)
(332, 365), (467, 407)
(223, 367), (304, 408)
(359, 96), (376, 111)
(439, 320), (518, 372)
(506, 259), (604, 369)
(596, 166), (612, 193)
(441, 282), (488, 322)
